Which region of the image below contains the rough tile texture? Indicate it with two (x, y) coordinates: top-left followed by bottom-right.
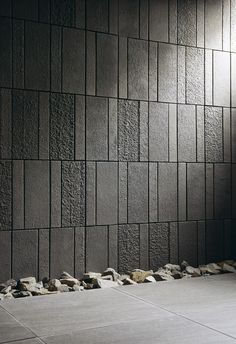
(0, 0), (235, 280)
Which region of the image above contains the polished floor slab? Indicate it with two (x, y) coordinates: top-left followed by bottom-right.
(1, 274), (236, 344)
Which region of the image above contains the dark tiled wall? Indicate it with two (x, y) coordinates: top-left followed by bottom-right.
(0, 0), (236, 281)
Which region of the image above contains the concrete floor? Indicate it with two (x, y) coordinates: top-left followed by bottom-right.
(1, 274), (236, 344)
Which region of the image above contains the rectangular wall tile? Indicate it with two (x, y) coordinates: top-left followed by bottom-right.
(13, 161), (24, 229)
(118, 224), (139, 273)
(149, 0), (168, 42)
(179, 222), (197, 266)
(25, 161), (49, 229)
(0, 161), (12, 231)
(232, 0), (236, 52)
(75, 0), (85, 28)
(109, 225), (118, 270)
(25, 22), (50, 90)
(39, 92), (49, 160)
(223, 0), (230, 51)
(75, 95), (85, 160)
(150, 223), (169, 270)
(198, 221), (206, 265)
(0, 1), (11, 16)
(119, 0), (139, 38)
(118, 37), (127, 99)
(233, 109), (236, 162)
(232, 54), (236, 107)
(86, 226), (108, 272)
(13, 19), (24, 89)
(128, 163), (148, 223)
(13, 0), (38, 20)
(97, 33), (118, 98)
(39, 229), (49, 280)
(187, 163), (205, 220)
(186, 47), (204, 105)
(205, 50), (213, 105)
(86, 162), (96, 226)
(140, 224), (149, 270)
(51, 161), (61, 228)
(149, 163), (158, 222)
(75, 227), (85, 278)
(205, 0), (222, 50)
(177, 46), (186, 104)
(197, 0), (204, 48)
(158, 43), (177, 102)
(39, 0), (51, 23)
(232, 164), (236, 218)
(140, 0), (148, 40)
(128, 39), (148, 100)
(206, 164), (214, 219)
(140, 102), (149, 161)
(178, 0), (196, 46)
(62, 161), (85, 226)
(51, 0), (74, 26)
(169, 0), (177, 43)
(169, 104), (177, 162)
(178, 104), (196, 162)
(224, 220), (232, 259)
(206, 220), (224, 262)
(50, 93), (74, 160)
(0, 231), (11, 282)
(149, 102), (168, 161)
(205, 106), (223, 162)
(169, 222), (178, 264)
(0, 18), (12, 88)
(213, 51), (230, 107)
(109, 0), (118, 34)
(214, 164), (231, 219)
(159, 163), (177, 221)
(0, 89), (12, 159)
(86, 97), (108, 160)
(97, 162), (117, 225)
(118, 100), (139, 161)
(178, 163), (186, 221)
(62, 28), (85, 93)
(86, 0), (108, 32)
(13, 230), (38, 281)
(197, 106), (205, 162)
(149, 41), (158, 101)
(86, 31), (96, 96)
(109, 99), (118, 161)
(119, 162), (127, 223)
(223, 108), (231, 162)
(50, 228), (74, 277)
(51, 25), (62, 92)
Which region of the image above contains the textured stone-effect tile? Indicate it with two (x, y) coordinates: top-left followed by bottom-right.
(118, 100), (139, 161)
(86, 31), (96, 95)
(149, 41), (158, 101)
(86, 96), (108, 160)
(169, 104), (177, 162)
(12, 230), (38, 280)
(205, 107), (223, 162)
(75, 227), (85, 278)
(109, 225), (118, 270)
(197, 106), (204, 162)
(178, 0), (196, 46)
(140, 0), (148, 39)
(206, 220), (224, 262)
(197, 0), (204, 47)
(150, 223), (169, 270)
(177, 46), (185, 104)
(179, 222), (197, 267)
(62, 28), (85, 93)
(0, 231), (11, 282)
(13, 160), (24, 229)
(158, 43), (177, 103)
(39, 229), (49, 280)
(232, 0), (236, 52)
(205, 0), (222, 50)
(0, 18), (12, 88)
(140, 224), (149, 270)
(25, 161), (49, 229)
(178, 163), (187, 221)
(50, 228), (74, 278)
(149, 163), (158, 222)
(206, 164), (214, 219)
(50, 93), (74, 160)
(214, 164), (231, 219)
(62, 161), (85, 227)
(128, 163), (148, 223)
(51, 25), (62, 92)
(205, 50), (213, 105)
(12, 90), (38, 159)
(51, 161), (61, 228)
(119, 0), (139, 38)
(149, 0), (168, 42)
(118, 224), (139, 273)
(178, 104), (196, 162)
(39, 92), (49, 159)
(169, 0), (177, 43)
(86, 226), (108, 272)
(97, 162), (118, 225)
(187, 164), (205, 220)
(86, 162), (96, 226)
(118, 37), (127, 99)
(128, 39), (148, 100)
(198, 221), (206, 265)
(0, 89), (12, 159)
(119, 162), (128, 223)
(169, 222), (178, 263)
(223, 0), (230, 51)
(0, 161), (12, 231)
(109, 0), (118, 34)
(108, 99), (118, 161)
(13, 0), (38, 20)
(97, 33), (118, 98)
(86, 0), (108, 32)
(186, 47), (204, 105)
(13, 19), (24, 88)
(223, 108), (231, 162)
(75, 95), (85, 160)
(159, 163), (177, 222)
(25, 22), (50, 90)
(213, 51), (230, 107)
(51, 0), (74, 25)
(149, 102), (168, 161)
(233, 109), (236, 163)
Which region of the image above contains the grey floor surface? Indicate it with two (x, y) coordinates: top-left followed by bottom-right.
(1, 274), (236, 344)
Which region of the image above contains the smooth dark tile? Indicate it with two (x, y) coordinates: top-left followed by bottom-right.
(0, 231), (11, 282)
(86, 0), (108, 32)
(13, 0), (38, 20)
(0, 18), (12, 88)
(205, 0), (222, 50)
(86, 226), (108, 272)
(119, 0), (139, 38)
(13, 160), (24, 229)
(206, 220), (224, 262)
(0, 89), (12, 159)
(187, 164), (205, 220)
(0, 161), (12, 231)
(13, 19), (24, 88)
(51, 0), (74, 26)
(214, 164), (231, 219)
(159, 163), (177, 222)
(51, 25), (62, 92)
(179, 222), (198, 266)
(149, 0), (168, 42)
